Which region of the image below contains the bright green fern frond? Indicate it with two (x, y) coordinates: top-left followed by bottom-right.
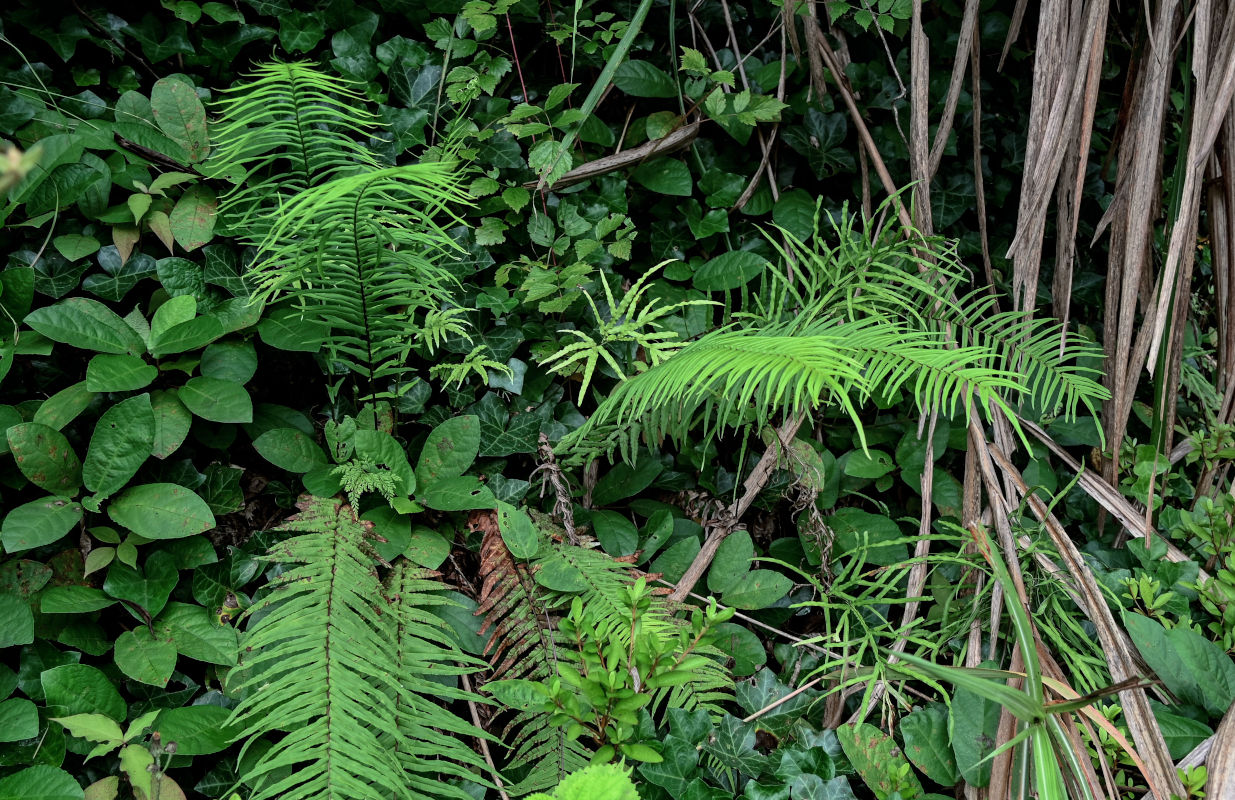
(561, 316), (1027, 462)
(207, 60), (381, 239)
(385, 562), (497, 798)
(248, 163), (471, 395)
(226, 497), (411, 800)
(228, 496), (491, 800)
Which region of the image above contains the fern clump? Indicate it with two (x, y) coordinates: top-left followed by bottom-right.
(226, 495), (492, 800)
(557, 198), (1109, 462)
(473, 511), (735, 792)
(208, 60), (485, 400)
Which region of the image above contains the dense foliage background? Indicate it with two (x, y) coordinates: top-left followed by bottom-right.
(1, 1), (1234, 799)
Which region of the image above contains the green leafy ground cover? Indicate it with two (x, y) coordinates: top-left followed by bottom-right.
(0, 2), (1232, 799)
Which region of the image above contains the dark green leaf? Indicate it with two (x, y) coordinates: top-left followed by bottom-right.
(7, 423), (81, 494)
(1, 497), (82, 554)
(113, 628), (177, 687)
(178, 377), (253, 423)
(693, 250), (769, 291)
(613, 60), (678, 98)
(40, 664), (125, 721)
(107, 484), (215, 540)
(25, 298), (145, 355)
(0, 766), (83, 800)
(900, 703), (959, 786)
(0, 595), (34, 648)
(416, 415), (480, 486)
(155, 705), (239, 755)
(82, 394), (155, 499)
(631, 158), (693, 196)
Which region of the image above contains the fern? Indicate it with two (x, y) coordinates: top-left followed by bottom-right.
(207, 60), (381, 239)
(476, 518), (592, 794)
(208, 61), (475, 399)
(559, 200), (1109, 462)
(227, 495), (490, 800)
(474, 513), (733, 793)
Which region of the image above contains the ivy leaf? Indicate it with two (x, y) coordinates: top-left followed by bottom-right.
(702, 715), (766, 776)
(637, 735), (700, 794)
(82, 247), (156, 302)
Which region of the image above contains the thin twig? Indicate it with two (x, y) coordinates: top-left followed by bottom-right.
(460, 673), (510, 800)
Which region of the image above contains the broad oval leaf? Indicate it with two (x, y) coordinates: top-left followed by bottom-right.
(253, 428), (327, 473)
(415, 415), (480, 486)
(6, 423), (81, 494)
(0, 766), (83, 800)
(721, 568), (792, 610)
(168, 185), (216, 251)
(631, 158), (692, 197)
(113, 628), (177, 687)
(24, 297), (145, 355)
(32, 383), (93, 431)
(150, 78), (208, 163)
(40, 664), (126, 721)
(84, 354), (156, 392)
(612, 60), (678, 98)
(692, 250), (770, 291)
(496, 501), (539, 559)
(1, 496), (82, 553)
(107, 483), (215, 540)
(178, 376), (253, 423)
(150, 390), (192, 459)
(82, 394), (155, 499)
